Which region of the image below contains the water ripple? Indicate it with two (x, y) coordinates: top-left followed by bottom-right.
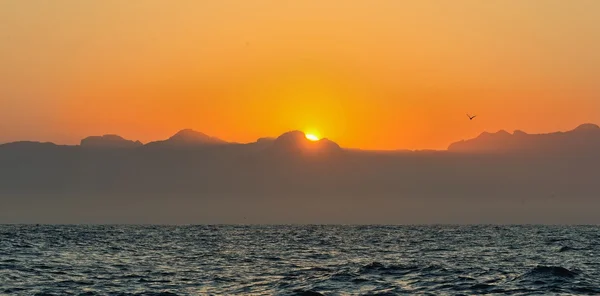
(1, 225), (599, 295)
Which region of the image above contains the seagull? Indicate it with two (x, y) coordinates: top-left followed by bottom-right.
(467, 114), (477, 120)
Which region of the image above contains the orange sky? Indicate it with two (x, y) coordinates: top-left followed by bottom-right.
(2, 0), (600, 150)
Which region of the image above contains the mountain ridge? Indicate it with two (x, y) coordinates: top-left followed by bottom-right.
(81, 135), (143, 148)
(448, 123), (600, 153)
(2, 123), (600, 153)
(144, 129), (228, 148)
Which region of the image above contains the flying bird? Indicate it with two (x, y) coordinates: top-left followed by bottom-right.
(467, 114), (477, 120)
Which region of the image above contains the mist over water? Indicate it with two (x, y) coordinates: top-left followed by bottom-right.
(2, 225), (599, 295)
(2, 125), (600, 224)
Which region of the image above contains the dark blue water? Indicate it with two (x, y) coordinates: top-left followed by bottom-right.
(1, 225), (599, 295)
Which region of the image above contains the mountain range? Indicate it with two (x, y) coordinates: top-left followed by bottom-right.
(30, 122), (600, 154)
(448, 123), (600, 154)
(1, 124), (599, 224)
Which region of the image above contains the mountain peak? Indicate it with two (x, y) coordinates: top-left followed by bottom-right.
(275, 130), (306, 141)
(167, 129), (226, 145)
(271, 131), (341, 155)
(478, 130), (510, 138)
(170, 129), (206, 140)
(513, 130), (528, 136)
(143, 129), (227, 148)
(574, 123), (600, 132)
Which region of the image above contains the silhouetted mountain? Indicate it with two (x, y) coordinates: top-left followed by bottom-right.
(448, 123), (600, 154)
(1, 125), (600, 224)
(0, 141), (58, 150)
(81, 135), (142, 148)
(145, 129), (227, 148)
(269, 131), (342, 156)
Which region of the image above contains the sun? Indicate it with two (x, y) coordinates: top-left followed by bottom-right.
(305, 133), (320, 141)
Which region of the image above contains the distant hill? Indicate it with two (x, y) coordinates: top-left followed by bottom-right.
(448, 123), (600, 154)
(81, 135), (142, 148)
(144, 129), (227, 148)
(269, 131), (342, 156)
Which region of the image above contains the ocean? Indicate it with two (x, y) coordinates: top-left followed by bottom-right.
(1, 225), (599, 295)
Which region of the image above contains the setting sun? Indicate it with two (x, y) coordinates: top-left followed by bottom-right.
(305, 134), (320, 141)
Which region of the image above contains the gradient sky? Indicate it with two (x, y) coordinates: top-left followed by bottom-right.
(2, 0), (600, 150)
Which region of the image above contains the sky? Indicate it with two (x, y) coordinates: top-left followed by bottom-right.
(1, 0), (600, 150)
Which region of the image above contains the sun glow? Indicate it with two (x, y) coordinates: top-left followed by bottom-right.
(305, 134), (320, 141)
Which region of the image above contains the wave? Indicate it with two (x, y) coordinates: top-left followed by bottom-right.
(111, 292), (179, 296)
(360, 292), (398, 296)
(3, 288), (26, 294)
(523, 266), (579, 279)
(138, 278), (172, 284)
(559, 246), (575, 252)
(292, 290), (325, 296)
(359, 262), (420, 275)
(470, 283), (495, 290)
(56, 279), (94, 287)
(558, 245), (589, 252)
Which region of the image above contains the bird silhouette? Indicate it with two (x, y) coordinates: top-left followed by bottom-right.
(467, 114), (477, 120)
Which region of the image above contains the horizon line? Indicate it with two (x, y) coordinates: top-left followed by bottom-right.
(1, 122), (598, 152)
